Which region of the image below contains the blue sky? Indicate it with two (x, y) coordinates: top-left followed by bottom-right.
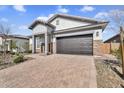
(0, 5), (124, 41)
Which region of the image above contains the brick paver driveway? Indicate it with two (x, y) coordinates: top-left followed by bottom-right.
(0, 54), (97, 88)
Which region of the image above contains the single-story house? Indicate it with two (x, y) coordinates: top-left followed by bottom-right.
(29, 14), (108, 55)
(104, 33), (124, 52)
(0, 34), (29, 52)
(104, 33), (120, 43)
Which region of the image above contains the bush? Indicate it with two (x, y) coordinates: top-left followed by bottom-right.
(111, 48), (122, 60)
(28, 50), (32, 53)
(0, 59), (2, 64)
(13, 54), (24, 63)
(10, 52), (15, 55)
(15, 52), (20, 56)
(25, 50), (32, 53)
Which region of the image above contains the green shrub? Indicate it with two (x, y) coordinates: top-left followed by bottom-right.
(27, 50), (32, 53)
(111, 48), (122, 59)
(24, 50), (32, 53)
(0, 60), (1, 63)
(13, 54), (24, 63)
(15, 52), (20, 56)
(10, 52), (16, 55)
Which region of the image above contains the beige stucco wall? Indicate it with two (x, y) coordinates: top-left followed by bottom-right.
(32, 24), (53, 35)
(50, 17), (102, 41)
(32, 24), (47, 35)
(29, 38), (32, 50)
(47, 26), (54, 33)
(50, 17), (91, 31)
(29, 38), (32, 45)
(93, 29), (102, 40)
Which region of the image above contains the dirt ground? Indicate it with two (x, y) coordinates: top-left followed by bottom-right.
(94, 55), (124, 88)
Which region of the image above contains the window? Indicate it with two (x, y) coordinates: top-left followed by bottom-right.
(96, 32), (99, 37)
(36, 36), (44, 48)
(56, 20), (59, 25)
(36, 37), (41, 48)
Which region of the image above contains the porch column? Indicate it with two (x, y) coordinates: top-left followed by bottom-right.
(32, 35), (36, 53)
(45, 33), (48, 55)
(53, 36), (57, 54)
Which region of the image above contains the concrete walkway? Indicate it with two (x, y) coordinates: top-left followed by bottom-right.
(0, 54), (97, 88)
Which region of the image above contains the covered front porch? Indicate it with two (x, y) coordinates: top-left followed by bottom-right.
(32, 33), (53, 55)
(28, 20), (55, 55)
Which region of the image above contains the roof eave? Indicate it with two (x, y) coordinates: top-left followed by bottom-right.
(54, 23), (107, 34)
(101, 21), (109, 32)
(28, 20), (55, 30)
(104, 34), (120, 43)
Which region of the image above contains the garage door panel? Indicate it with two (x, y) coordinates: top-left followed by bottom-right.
(57, 34), (93, 55)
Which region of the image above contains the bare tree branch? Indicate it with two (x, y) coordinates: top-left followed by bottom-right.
(0, 23), (11, 63)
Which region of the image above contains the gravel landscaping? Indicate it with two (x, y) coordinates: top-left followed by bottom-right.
(95, 55), (124, 88)
(0, 53), (32, 70)
(0, 53), (14, 70)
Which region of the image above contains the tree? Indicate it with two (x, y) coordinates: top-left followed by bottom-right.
(0, 23), (11, 63)
(108, 10), (124, 77)
(120, 26), (124, 78)
(96, 10), (124, 77)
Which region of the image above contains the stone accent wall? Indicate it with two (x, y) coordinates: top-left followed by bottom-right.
(52, 36), (57, 54)
(100, 43), (111, 54)
(53, 42), (56, 54)
(93, 40), (103, 56)
(36, 49), (41, 53)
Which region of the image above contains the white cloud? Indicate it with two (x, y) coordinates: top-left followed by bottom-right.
(94, 12), (108, 19)
(19, 25), (28, 30)
(13, 5), (26, 12)
(0, 18), (8, 22)
(109, 9), (124, 17)
(10, 24), (16, 27)
(57, 6), (69, 13)
(37, 16), (49, 21)
(37, 14), (54, 21)
(94, 10), (124, 20)
(81, 5), (94, 12)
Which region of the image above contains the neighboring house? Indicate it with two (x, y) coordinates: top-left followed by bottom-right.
(29, 14), (108, 55)
(104, 33), (124, 53)
(0, 34), (29, 52)
(28, 35), (32, 51)
(104, 33), (120, 43)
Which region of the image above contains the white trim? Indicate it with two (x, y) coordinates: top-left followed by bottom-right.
(55, 30), (93, 37)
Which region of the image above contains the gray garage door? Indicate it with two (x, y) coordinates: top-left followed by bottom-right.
(57, 34), (93, 55)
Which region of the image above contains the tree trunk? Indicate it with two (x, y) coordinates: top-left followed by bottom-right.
(120, 26), (124, 77)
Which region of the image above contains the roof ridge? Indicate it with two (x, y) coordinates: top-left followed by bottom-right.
(47, 13), (107, 23)
(104, 33), (120, 42)
(28, 19), (55, 29)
